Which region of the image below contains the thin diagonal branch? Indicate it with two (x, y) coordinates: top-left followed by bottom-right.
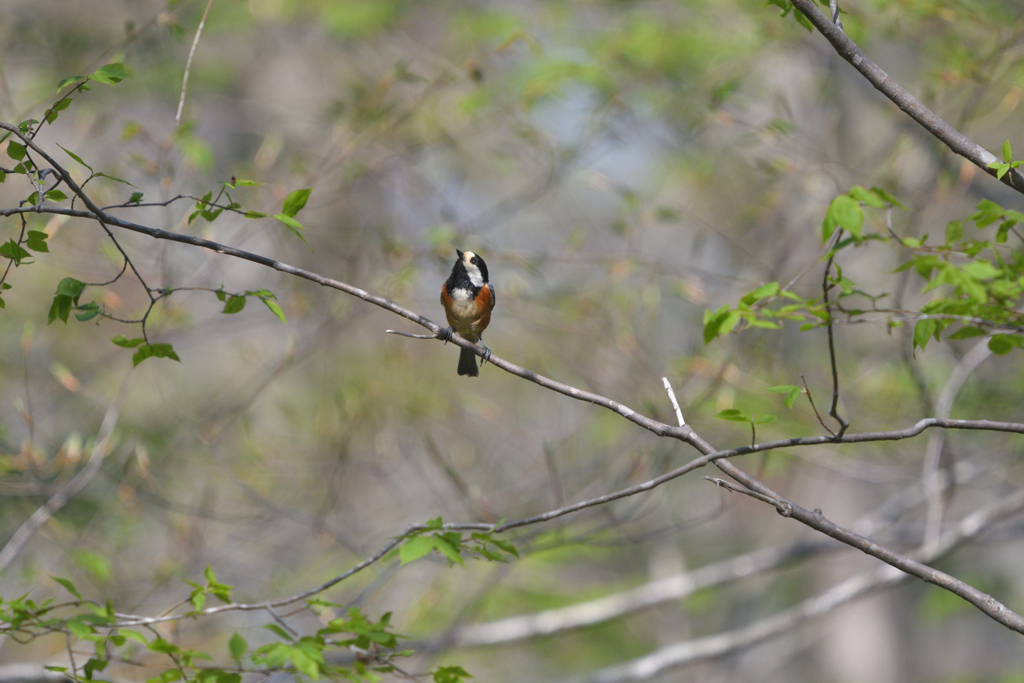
(578, 485), (1024, 683)
(706, 454), (1024, 633)
(788, 0), (1024, 194)
(175, 0), (215, 127)
(822, 249), (849, 436)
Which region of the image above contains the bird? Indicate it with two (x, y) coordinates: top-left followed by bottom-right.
(440, 249), (496, 377)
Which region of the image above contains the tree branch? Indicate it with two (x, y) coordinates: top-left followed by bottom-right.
(788, 0), (1024, 194)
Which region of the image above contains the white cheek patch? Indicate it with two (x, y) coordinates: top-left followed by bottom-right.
(462, 252), (485, 287)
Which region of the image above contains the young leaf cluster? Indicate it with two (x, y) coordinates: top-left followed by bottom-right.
(395, 517), (518, 567)
(2, 570), (474, 683)
(900, 198), (1024, 354)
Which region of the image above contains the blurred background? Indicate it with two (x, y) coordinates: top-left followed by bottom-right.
(2, 0), (1024, 681)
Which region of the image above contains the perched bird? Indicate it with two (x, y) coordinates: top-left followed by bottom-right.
(440, 249), (496, 377)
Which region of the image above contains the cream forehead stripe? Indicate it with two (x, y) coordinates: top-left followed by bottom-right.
(462, 251), (484, 287)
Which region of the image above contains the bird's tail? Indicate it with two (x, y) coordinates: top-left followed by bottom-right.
(457, 347), (479, 377)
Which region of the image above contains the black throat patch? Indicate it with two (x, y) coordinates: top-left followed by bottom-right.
(446, 258), (483, 296)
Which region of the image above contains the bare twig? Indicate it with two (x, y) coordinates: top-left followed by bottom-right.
(386, 329), (443, 340)
(800, 374), (836, 438)
(828, 0), (843, 31)
(175, 0), (215, 127)
(662, 377), (685, 426)
(822, 249), (850, 437)
(702, 477), (792, 516)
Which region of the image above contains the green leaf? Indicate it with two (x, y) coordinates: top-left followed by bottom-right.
(261, 297), (287, 322)
(714, 408), (748, 422)
(26, 230), (49, 253)
(229, 632), (247, 659)
(703, 304), (740, 344)
(847, 185), (885, 208)
(111, 335), (146, 348)
(146, 669), (183, 683)
(222, 295), (246, 314)
(988, 334), (1023, 356)
(130, 192), (144, 204)
(868, 186), (906, 209)
(740, 281), (780, 306)
(825, 194), (863, 240)
(1003, 139), (1013, 163)
(961, 260), (1000, 280)
(948, 326), (985, 340)
(57, 143), (94, 172)
(48, 278), (87, 323)
(148, 638), (181, 655)
(45, 98), (73, 124)
(273, 213), (311, 248)
(264, 624), (295, 641)
(45, 189), (68, 203)
(400, 536), (435, 566)
(225, 178), (263, 187)
(51, 575), (82, 600)
(73, 549), (112, 583)
(988, 161), (1010, 180)
(83, 658), (108, 680)
(0, 239), (32, 263)
(119, 629), (149, 644)
(945, 220), (963, 244)
(491, 537), (519, 558)
(96, 172), (136, 187)
(72, 302), (99, 322)
(281, 188), (313, 217)
(913, 319), (938, 352)
(66, 617), (96, 640)
(434, 665), (473, 683)
(752, 414), (777, 424)
(767, 384), (801, 409)
(91, 63), (130, 85)
(433, 535), (465, 566)
(244, 211), (267, 218)
(56, 75), (87, 93)
(7, 141), (26, 161)
(132, 343), (181, 366)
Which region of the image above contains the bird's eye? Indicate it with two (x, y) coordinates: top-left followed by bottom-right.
(470, 257), (478, 265)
